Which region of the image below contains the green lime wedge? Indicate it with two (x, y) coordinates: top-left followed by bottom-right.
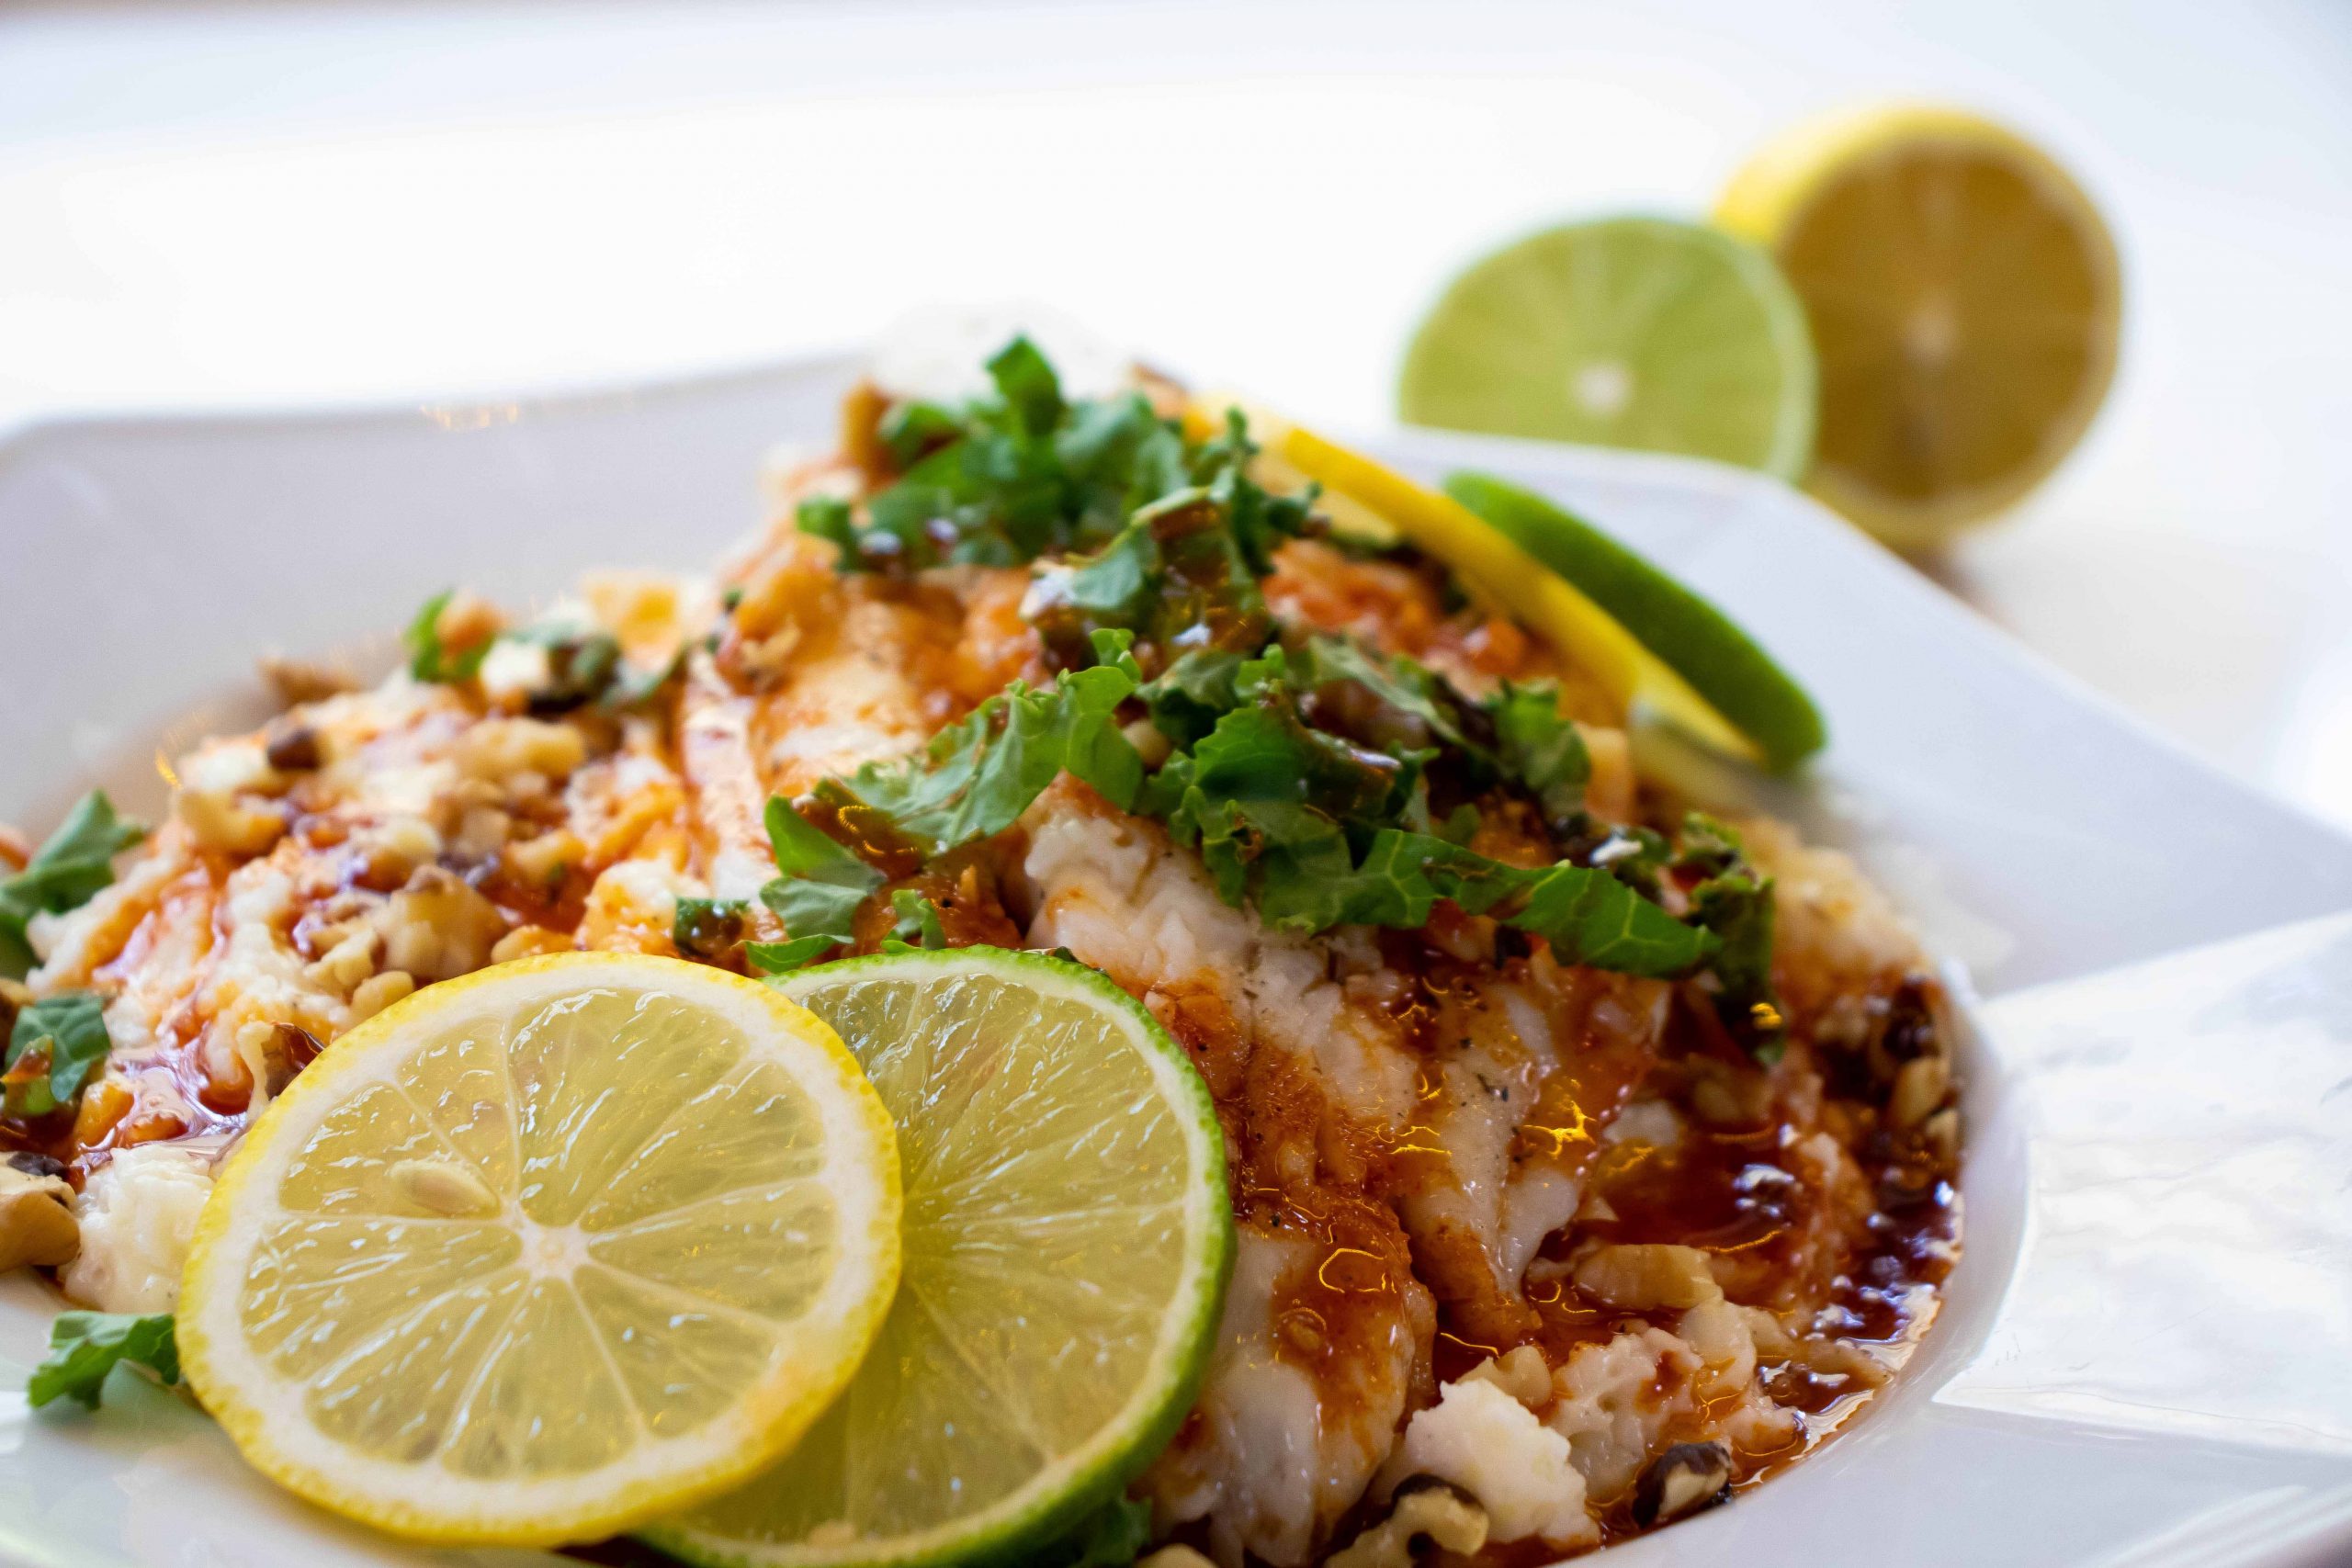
(640, 948), (1232, 1568)
(1399, 216), (1818, 479)
(1443, 471), (1826, 769)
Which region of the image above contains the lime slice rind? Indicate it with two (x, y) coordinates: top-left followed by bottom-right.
(1399, 216), (1818, 481)
(1442, 471), (1826, 769)
(642, 947), (1233, 1568)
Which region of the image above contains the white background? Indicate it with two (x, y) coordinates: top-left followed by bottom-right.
(5, 0), (2349, 825)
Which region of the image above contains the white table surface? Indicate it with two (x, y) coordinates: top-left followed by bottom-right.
(5, 0), (2349, 828)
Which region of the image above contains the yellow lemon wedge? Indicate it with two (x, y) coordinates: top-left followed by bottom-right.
(1193, 398), (1771, 766)
(1718, 103), (2123, 547)
(176, 952), (902, 1546)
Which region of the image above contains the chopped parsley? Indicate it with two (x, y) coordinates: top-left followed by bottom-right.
(0, 791), (145, 980)
(27, 1312), (179, 1410)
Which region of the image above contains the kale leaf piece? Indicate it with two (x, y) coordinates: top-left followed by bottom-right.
(28, 1312), (179, 1411)
(3, 991), (111, 1118)
(0, 791), (145, 979)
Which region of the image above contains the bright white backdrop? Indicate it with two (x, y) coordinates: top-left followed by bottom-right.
(5, 0), (2349, 823)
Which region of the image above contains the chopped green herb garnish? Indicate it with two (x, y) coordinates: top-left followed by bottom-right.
(0, 791), (145, 979)
(672, 897), (750, 961)
(776, 339), (1783, 1036)
(756, 798), (886, 961)
(795, 495), (860, 559)
(402, 590), (490, 684)
(881, 888), (948, 953)
(744, 935), (838, 976)
(816, 664), (1143, 858)
(27, 1312), (178, 1411)
(4, 990), (112, 1118)
(1672, 814), (1785, 1054)
(1035, 1493), (1153, 1568)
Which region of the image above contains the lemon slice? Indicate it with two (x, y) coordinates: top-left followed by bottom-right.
(1718, 104), (2123, 547)
(177, 952), (902, 1546)
(1198, 400), (1772, 766)
(1396, 216), (1817, 479)
(645, 947), (1231, 1568)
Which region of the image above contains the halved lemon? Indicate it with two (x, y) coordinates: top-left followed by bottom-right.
(177, 952), (902, 1546)
(1718, 104), (2123, 547)
(646, 947), (1232, 1568)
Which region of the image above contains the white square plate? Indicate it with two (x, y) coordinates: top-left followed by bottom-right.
(3, 355), (2349, 1568)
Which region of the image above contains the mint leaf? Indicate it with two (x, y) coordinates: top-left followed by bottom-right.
(402, 590), (490, 684)
(1488, 680), (1590, 823)
(1035, 1493), (1152, 1568)
(1061, 522), (1159, 622)
(1505, 861), (1716, 976)
(4, 991), (111, 1117)
(757, 798), (885, 953)
(987, 335), (1066, 438)
(1673, 814), (1784, 1054)
(746, 935), (837, 975)
(883, 888), (947, 952)
(28, 1312), (178, 1410)
(0, 792), (146, 979)
(825, 665), (1141, 857)
(672, 897), (749, 961)
(795, 495), (860, 558)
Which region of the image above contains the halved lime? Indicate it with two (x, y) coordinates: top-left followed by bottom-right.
(1444, 471), (1826, 769)
(641, 948), (1232, 1568)
(1398, 216), (1818, 479)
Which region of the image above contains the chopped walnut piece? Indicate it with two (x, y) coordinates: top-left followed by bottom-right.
(258, 654), (357, 707)
(1325, 1476), (1490, 1568)
(380, 868), (507, 982)
(1632, 1441), (1733, 1527)
(176, 789), (285, 856)
(1572, 1244), (1721, 1311)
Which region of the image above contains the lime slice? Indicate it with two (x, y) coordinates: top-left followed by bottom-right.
(1717, 105), (2122, 547)
(1398, 216), (1817, 479)
(177, 953), (903, 1546)
(644, 947), (1232, 1568)
(1444, 471), (1826, 769)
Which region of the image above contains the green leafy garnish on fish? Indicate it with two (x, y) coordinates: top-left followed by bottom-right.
(0, 791), (145, 980)
(28, 1312), (179, 1411)
(4, 991), (113, 1118)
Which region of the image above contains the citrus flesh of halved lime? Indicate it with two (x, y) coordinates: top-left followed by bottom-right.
(644, 947), (1232, 1568)
(177, 952), (903, 1547)
(1718, 104), (2122, 547)
(1397, 215), (1818, 479)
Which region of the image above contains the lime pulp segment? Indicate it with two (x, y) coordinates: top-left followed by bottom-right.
(1398, 216), (1818, 479)
(643, 947), (1233, 1568)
